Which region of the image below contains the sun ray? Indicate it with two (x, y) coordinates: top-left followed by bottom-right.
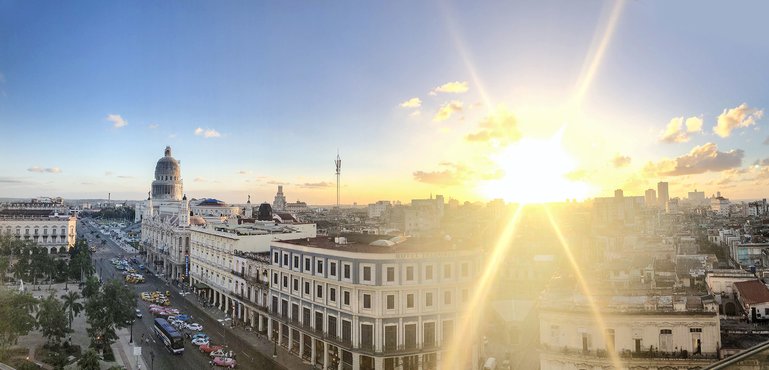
(569, 0), (626, 112)
(544, 205), (624, 369)
(443, 204), (526, 368)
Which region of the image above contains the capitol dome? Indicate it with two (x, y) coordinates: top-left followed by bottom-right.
(151, 146), (183, 200)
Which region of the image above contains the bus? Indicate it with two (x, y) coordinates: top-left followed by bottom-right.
(153, 318), (184, 354)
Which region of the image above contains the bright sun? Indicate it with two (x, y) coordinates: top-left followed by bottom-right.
(478, 130), (593, 203)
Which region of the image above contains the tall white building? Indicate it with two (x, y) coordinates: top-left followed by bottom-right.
(657, 181), (670, 208)
(267, 235), (481, 370)
(140, 146), (192, 281)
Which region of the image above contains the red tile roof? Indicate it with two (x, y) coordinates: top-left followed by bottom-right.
(734, 280), (769, 305)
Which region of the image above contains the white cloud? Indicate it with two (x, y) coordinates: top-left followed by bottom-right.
(430, 81), (469, 94)
(169, 133), (177, 139)
(644, 142), (743, 176)
(148, 123), (159, 129)
(194, 127), (221, 138)
(106, 114), (127, 128)
(714, 103), (764, 138)
(399, 98), (422, 108)
(685, 116), (703, 133)
(28, 166), (61, 173)
(660, 116), (703, 143)
(193, 177), (207, 182)
(433, 100), (463, 122)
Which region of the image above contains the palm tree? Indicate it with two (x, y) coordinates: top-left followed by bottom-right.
(77, 349), (100, 370)
(61, 291), (83, 331)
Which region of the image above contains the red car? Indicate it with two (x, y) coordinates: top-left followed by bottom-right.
(199, 343), (225, 353)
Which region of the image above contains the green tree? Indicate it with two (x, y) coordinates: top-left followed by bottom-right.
(77, 349), (100, 370)
(36, 294), (70, 346)
(0, 255), (8, 284)
(85, 279), (136, 351)
(0, 290), (37, 358)
(61, 291), (83, 331)
(82, 275), (100, 299)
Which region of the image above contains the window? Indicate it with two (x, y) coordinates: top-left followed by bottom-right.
(443, 264), (452, 279)
(273, 273), (278, 285)
(343, 264), (351, 279)
(386, 294), (395, 310)
(363, 294), (371, 309)
(282, 276), (288, 288)
(426, 292), (433, 307)
(690, 328), (702, 332)
(386, 267), (395, 282)
(317, 260), (324, 274)
(304, 281), (310, 295)
(305, 257), (311, 272)
(273, 252), (279, 264)
(363, 266), (372, 281)
(316, 284), (323, 299)
(406, 266), (414, 281)
(461, 263), (469, 277)
(293, 255), (299, 269)
(293, 278), (299, 291)
(330, 287), (337, 302)
(425, 265), (433, 280)
(407, 294), (415, 308)
(461, 289), (468, 303)
(283, 253), (288, 267)
(343, 291), (351, 306)
(444, 291), (452, 305)
(330, 262), (337, 276)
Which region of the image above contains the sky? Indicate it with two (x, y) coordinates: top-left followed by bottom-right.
(1, 1), (769, 205)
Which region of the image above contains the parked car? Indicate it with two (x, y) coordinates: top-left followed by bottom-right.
(186, 322), (203, 331)
(199, 344), (224, 353)
(211, 356), (237, 368)
(192, 337), (210, 346)
(135, 309), (142, 318)
(191, 333), (209, 341)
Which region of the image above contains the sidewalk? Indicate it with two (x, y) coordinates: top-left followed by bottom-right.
(111, 328), (150, 370)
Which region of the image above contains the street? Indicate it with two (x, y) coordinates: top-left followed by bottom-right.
(79, 220), (287, 370)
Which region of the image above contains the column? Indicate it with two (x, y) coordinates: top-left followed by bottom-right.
(299, 333), (305, 358)
(323, 342), (329, 370)
(311, 338), (317, 366)
(259, 314), (265, 332)
(288, 328), (293, 353)
(278, 322), (284, 346)
(418, 354), (423, 370)
(352, 353), (360, 370)
(374, 357), (384, 370)
(268, 318), (274, 340)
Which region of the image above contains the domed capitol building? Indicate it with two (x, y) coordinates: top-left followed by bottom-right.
(138, 146), (192, 281)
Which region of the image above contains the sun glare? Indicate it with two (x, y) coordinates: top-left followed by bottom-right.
(478, 129), (592, 203)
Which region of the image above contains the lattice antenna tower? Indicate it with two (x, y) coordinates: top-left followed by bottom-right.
(335, 152), (341, 209)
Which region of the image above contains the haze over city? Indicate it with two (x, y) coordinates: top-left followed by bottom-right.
(2, 1), (768, 204)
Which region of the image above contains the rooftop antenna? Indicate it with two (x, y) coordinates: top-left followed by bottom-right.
(335, 151), (341, 210)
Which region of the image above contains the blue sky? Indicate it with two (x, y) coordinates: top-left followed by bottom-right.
(1, 1), (768, 204)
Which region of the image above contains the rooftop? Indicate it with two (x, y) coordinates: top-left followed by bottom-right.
(734, 280), (769, 305)
(277, 234), (477, 254)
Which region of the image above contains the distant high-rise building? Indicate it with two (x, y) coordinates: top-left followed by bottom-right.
(645, 188), (657, 207)
(657, 181), (669, 208)
(273, 185), (286, 211)
(614, 189), (624, 198)
(688, 189), (706, 206)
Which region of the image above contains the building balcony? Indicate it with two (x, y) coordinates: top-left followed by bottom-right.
(231, 269), (245, 278)
(540, 344), (719, 362)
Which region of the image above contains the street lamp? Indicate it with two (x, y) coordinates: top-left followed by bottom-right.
(130, 319), (134, 344)
(273, 339), (278, 359)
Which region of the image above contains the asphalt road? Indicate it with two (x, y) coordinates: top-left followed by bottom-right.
(78, 220), (287, 370)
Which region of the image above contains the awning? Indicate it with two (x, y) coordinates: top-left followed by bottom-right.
(193, 282), (210, 290)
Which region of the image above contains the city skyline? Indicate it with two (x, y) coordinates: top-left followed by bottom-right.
(2, 1), (769, 204)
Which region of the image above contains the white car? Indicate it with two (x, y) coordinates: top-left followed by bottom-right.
(191, 337), (210, 346)
(186, 322), (203, 331)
